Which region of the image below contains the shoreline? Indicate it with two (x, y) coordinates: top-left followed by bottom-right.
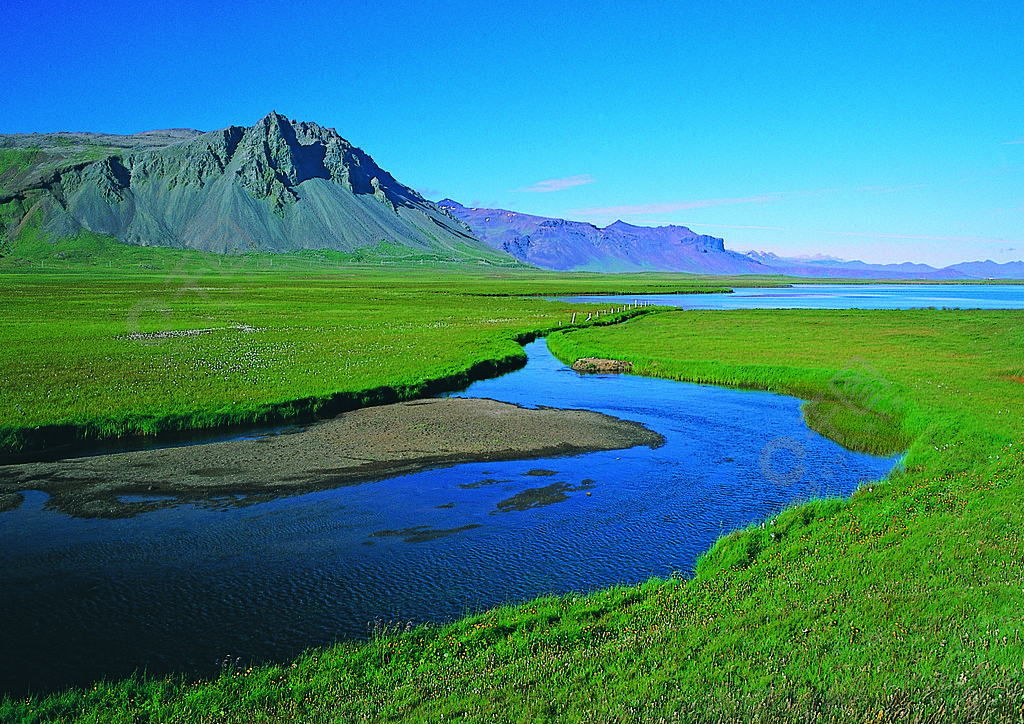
(0, 397), (664, 519)
(0, 308), (661, 462)
(0, 346), (534, 463)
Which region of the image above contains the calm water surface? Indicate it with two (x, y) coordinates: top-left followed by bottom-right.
(556, 283), (1024, 309)
(0, 338), (897, 696)
(14, 283), (1011, 695)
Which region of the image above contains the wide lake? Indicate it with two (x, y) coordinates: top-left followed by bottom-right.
(556, 282), (1024, 310)
(2, 283), (1017, 696)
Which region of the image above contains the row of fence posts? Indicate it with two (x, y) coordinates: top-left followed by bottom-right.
(558, 300), (651, 326)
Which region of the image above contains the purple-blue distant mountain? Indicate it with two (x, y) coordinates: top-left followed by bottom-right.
(440, 200), (1024, 278)
(742, 251), (964, 279)
(946, 260), (1024, 279)
(438, 200), (769, 273)
(744, 252), (1024, 280)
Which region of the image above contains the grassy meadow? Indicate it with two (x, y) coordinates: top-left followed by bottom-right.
(0, 238), (771, 456)
(2, 252), (1024, 721)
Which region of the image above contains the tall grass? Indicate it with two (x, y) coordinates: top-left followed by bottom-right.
(4, 304), (1023, 721)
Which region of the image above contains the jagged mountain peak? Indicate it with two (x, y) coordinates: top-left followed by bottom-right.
(248, 111), (342, 149)
(0, 114), (506, 261)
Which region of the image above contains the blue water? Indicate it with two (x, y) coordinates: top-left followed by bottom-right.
(0, 339), (897, 696)
(5, 283), (1018, 694)
(556, 283), (1024, 310)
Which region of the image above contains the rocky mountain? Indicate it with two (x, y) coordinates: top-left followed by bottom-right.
(3, 115), (1018, 276)
(438, 200), (769, 273)
(437, 198), (1024, 278)
(744, 251), (1024, 280)
(0, 112), (504, 261)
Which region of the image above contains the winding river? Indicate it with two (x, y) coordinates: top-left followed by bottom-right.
(4, 284), (1017, 696)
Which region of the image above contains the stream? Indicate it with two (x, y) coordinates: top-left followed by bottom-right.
(0, 338), (897, 696)
(7, 283), (1019, 694)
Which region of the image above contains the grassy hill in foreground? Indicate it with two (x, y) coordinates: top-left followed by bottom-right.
(2, 276), (1022, 721)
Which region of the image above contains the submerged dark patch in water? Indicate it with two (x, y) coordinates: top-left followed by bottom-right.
(493, 480), (596, 512)
(524, 469), (558, 477)
(459, 477), (510, 489)
(117, 494), (176, 504)
(194, 493), (280, 513)
(370, 524), (483, 543)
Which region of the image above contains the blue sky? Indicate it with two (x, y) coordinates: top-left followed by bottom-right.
(3, 0), (1021, 266)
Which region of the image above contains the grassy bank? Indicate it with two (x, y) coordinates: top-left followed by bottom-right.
(4, 306), (1022, 722)
(0, 262), (679, 456)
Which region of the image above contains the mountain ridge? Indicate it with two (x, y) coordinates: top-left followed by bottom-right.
(742, 250), (1024, 280)
(3, 115), (1020, 276)
(440, 200), (1023, 278)
(0, 112), (502, 262)
(439, 199), (769, 273)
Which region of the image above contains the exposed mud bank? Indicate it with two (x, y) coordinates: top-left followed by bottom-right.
(0, 397), (663, 518)
(571, 358), (633, 373)
(0, 311), (663, 462)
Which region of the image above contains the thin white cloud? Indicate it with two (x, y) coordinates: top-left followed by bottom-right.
(999, 138), (1024, 145)
(857, 184), (926, 194)
(566, 195), (779, 217)
(514, 174), (595, 193)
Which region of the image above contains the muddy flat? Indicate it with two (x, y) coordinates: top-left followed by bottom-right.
(0, 397), (663, 518)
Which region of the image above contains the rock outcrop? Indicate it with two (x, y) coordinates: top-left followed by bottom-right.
(571, 358), (633, 374)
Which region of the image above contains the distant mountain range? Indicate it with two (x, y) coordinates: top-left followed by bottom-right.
(0, 112), (504, 262)
(742, 251), (1024, 280)
(438, 200), (766, 273)
(442, 200), (1024, 279)
(2, 112), (1020, 277)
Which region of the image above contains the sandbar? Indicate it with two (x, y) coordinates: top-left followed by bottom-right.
(0, 397), (663, 518)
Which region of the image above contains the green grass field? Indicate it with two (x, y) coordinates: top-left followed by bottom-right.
(0, 244), (765, 456)
(2, 261), (1023, 722)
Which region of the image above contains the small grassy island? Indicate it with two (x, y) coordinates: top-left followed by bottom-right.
(1, 246), (1022, 722)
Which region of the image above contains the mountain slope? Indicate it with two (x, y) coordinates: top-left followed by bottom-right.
(0, 113), (505, 262)
(744, 251), (1024, 280)
(947, 260), (1024, 279)
(742, 251), (966, 279)
(439, 200), (769, 273)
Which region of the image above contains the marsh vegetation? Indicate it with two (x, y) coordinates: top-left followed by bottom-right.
(1, 251), (1022, 722)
